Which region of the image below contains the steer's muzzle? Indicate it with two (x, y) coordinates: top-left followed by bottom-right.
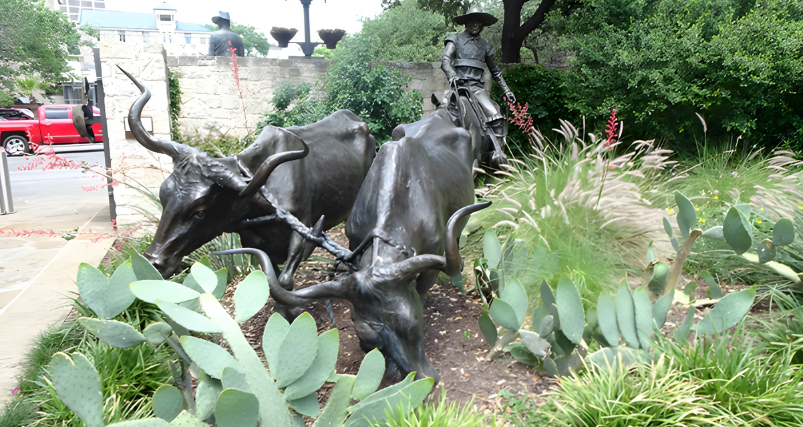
(143, 250), (181, 279)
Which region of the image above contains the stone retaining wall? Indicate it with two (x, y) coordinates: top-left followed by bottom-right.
(169, 57), (453, 139)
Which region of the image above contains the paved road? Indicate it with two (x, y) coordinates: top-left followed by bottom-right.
(0, 146), (108, 304)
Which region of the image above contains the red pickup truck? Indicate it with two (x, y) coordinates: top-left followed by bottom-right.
(0, 105), (103, 156)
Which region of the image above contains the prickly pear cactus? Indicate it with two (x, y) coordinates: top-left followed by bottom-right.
(58, 259), (434, 427)
(475, 228), (758, 377)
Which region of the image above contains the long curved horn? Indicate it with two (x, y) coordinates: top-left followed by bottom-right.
(117, 65), (185, 158)
(213, 248), (350, 305)
(238, 129), (310, 198)
(389, 201), (492, 278)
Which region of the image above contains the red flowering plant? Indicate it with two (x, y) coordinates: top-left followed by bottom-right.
(229, 41), (249, 133)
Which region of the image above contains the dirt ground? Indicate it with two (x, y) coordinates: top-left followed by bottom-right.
(217, 226), (555, 412)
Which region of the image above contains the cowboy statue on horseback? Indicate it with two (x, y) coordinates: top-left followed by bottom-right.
(441, 8), (515, 167)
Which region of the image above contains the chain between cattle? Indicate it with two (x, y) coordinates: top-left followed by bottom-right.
(256, 187), (358, 270)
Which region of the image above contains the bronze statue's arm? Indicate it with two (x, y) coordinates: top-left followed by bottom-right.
(485, 49), (514, 101)
(441, 41), (458, 83)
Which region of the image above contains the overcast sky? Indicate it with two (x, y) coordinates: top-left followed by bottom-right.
(109, 0), (385, 42)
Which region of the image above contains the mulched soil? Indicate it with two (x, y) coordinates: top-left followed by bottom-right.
(217, 225), (555, 413)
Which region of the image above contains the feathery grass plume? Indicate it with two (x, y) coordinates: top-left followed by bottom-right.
(471, 120), (676, 304)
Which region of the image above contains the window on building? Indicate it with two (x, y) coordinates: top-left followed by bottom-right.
(143, 32), (150, 43)
(81, 1), (92, 7)
(95, 1), (105, 8)
(68, 0), (79, 5)
(60, 6), (67, 12)
(45, 108), (70, 120)
(70, 14), (78, 21)
(169, 35), (173, 43)
(163, 35), (166, 43)
(69, 7), (79, 13)
(119, 31), (125, 42)
(159, 14), (173, 21)
(185, 33), (192, 44)
(201, 37), (207, 45)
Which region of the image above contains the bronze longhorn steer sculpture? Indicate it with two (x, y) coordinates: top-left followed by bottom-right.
(219, 109), (490, 384)
(428, 88), (508, 170)
(118, 67), (375, 301)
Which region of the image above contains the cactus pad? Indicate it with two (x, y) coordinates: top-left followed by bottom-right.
(50, 352), (104, 427)
(78, 318), (146, 349)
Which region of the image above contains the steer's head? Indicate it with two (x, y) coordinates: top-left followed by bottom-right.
(216, 202), (490, 385)
(119, 66), (308, 277)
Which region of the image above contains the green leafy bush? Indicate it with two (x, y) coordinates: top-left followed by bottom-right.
(491, 64), (570, 151)
(554, 0), (803, 150)
(321, 34), (423, 143)
(258, 34), (424, 144)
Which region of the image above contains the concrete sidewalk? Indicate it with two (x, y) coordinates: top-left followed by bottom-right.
(0, 149), (114, 404)
(0, 207), (114, 403)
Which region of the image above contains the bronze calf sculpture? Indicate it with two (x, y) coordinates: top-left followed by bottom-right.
(220, 108), (489, 384)
(119, 67), (375, 299)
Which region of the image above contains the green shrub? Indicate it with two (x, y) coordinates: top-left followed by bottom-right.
(544, 355), (731, 425)
(372, 390), (487, 427)
(554, 0), (803, 150)
(258, 34), (424, 144)
(321, 34), (423, 143)
(0, 90), (14, 108)
(490, 64), (570, 152)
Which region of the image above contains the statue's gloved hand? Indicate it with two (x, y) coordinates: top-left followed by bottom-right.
(449, 77), (463, 87)
(504, 90), (516, 104)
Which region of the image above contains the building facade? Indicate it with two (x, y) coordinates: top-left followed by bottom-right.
(77, 2), (212, 55)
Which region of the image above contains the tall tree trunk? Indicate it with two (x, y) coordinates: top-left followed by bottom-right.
(500, 0), (558, 63)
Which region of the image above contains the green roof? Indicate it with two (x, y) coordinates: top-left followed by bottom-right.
(79, 10), (211, 32)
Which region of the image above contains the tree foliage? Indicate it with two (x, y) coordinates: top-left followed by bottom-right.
(205, 23), (271, 57)
(554, 0), (803, 147)
(364, 0), (453, 62)
(383, 0), (471, 25)
(0, 0), (82, 94)
(258, 35), (423, 144)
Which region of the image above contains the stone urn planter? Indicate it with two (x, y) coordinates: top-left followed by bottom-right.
(317, 29), (346, 49)
(270, 27), (298, 48)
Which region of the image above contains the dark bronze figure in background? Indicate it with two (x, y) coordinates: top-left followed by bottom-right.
(118, 67), (375, 319)
(208, 11), (245, 57)
(442, 8), (515, 167)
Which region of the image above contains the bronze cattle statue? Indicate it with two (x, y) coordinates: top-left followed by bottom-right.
(119, 67), (375, 294)
(221, 109), (489, 384)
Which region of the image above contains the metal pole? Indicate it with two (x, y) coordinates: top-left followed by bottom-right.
(301, 0), (312, 47)
(93, 47), (117, 222)
(0, 151), (14, 215)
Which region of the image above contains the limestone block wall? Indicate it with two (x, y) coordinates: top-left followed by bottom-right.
(97, 41), (173, 229)
(170, 58), (453, 139)
(170, 56), (332, 138)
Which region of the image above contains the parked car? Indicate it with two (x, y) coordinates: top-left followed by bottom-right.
(0, 105), (103, 155)
(0, 108), (35, 121)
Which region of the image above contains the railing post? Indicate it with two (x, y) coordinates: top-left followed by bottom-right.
(0, 151), (15, 215)
(94, 47), (117, 222)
